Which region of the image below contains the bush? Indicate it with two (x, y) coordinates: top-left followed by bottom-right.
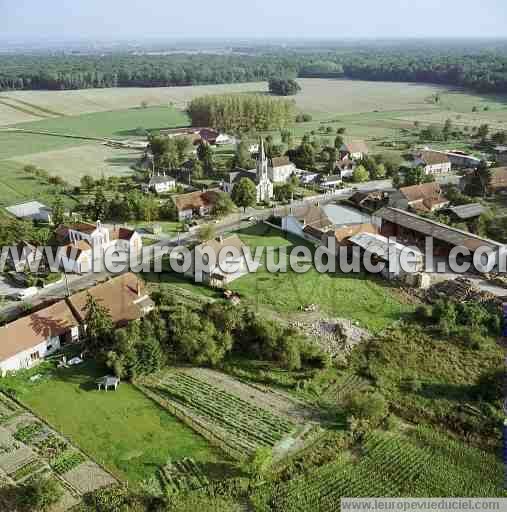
(345, 391), (388, 427)
(414, 304), (432, 322)
(17, 477), (63, 512)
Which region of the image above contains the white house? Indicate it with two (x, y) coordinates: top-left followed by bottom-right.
(413, 150), (452, 175)
(319, 175), (342, 190)
(0, 273), (154, 375)
(268, 157), (297, 183)
(142, 174), (176, 194)
(0, 300), (79, 375)
(55, 222), (142, 273)
(183, 235), (251, 287)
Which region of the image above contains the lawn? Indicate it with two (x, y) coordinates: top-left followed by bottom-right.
(229, 224), (414, 332)
(4, 360), (224, 485)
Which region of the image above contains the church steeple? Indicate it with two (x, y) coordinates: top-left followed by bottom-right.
(257, 138), (268, 181)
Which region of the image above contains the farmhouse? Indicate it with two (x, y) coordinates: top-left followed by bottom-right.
(389, 182), (449, 212)
(68, 273), (155, 326)
(0, 274), (154, 374)
(412, 150), (451, 175)
(173, 190), (220, 221)
(336, 157), (356, 179)
(223, 140), (274, 203)
(0, 300), (79, 374)
(282, 203), (372, 241)
(142, 173), (176, 194)
(184, 235), (250, 287)
(158, 127), (234, 145)
(6, 201), (52, 223)
(340, 140), (368, 160)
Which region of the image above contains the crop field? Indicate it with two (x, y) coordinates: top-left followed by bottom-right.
(138, 369), (300, 460)
(257, 429), (505, 510)
(9, 144), (143, 185)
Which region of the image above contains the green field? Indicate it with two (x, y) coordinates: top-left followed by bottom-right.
(3, 360), (224, 485)
(229, 224), (413, 332)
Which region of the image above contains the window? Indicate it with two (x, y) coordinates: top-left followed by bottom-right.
(30, 352), (40, 362)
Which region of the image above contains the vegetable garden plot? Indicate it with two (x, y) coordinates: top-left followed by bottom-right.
(257, 430), (505, 510)
(140, 371), (296, 457)
(159, 457), (210, 495)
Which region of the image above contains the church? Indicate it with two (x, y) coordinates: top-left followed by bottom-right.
(222, 139), (274, 203)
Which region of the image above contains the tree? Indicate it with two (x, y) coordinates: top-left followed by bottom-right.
(334, 135), (344, 150)
(51, 197), (65, 226)
(198, 223), (216, 242)
(404, 166), (427, 186)
(214, 192), (235, 217)
(231, 177), (257, 210)
(231, 140), (254, 169)
(352, 165), (369, 183)
(346, 391), (388, 427)
(80, 174), (95, 194)
(197, 141), (214, 175)
(89, 187), (108, 220)
(268, 78), (301, 96)
(477, 160), (492, 197)
(18, 476), (63, 512)
(477, 123), (490, 142)
(242, 447), (273, 480)
(83, 293), (114, 353)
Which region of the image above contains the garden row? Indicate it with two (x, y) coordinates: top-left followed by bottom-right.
(138, 371), (296, 459)
(253, 429), (505, 510)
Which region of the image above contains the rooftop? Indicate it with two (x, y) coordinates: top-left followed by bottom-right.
(376, 207), (503, 251)
(349, 232), (423, 262)
(449, 203), (487, 220)
(5, 201), (52, 219)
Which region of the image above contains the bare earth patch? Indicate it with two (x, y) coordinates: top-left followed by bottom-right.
(61, 460), (117, 494)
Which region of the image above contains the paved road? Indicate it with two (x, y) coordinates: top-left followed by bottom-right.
(0, 179), (394, 322)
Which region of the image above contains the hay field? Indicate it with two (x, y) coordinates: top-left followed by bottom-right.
(9, 144), (142, 186)
(1, 82), (268, 118)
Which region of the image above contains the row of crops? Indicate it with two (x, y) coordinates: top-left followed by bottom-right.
(254, 429), (505, 510)
(142, 372), (295, 456)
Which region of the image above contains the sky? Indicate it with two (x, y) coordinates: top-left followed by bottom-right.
(1, 0), (507, 42)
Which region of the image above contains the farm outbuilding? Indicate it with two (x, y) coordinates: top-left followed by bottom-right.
(6, 201), (52, 222)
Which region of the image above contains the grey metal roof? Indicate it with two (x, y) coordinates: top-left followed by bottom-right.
(349, 232), (423, 262)
(376, 207), (503, 251)
(6, 201), (52, 220)
(322, 204), (372, 227)
(148, 175), (175, 185)
(449, 203), (487, 220)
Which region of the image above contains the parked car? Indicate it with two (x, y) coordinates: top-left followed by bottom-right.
(10, 287), (39, 301)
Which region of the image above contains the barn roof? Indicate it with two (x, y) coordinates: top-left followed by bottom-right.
(376, 207), (503, 251)
(449, 203), (487, 220)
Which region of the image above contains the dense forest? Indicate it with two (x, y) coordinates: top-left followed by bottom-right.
(2, 44), (507, 93)
(187, 94), (296, 132)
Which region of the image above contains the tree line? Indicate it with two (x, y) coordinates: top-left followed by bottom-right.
(3, 45), (507, 94)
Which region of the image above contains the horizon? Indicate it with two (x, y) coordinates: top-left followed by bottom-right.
(2, 0), (507, 43)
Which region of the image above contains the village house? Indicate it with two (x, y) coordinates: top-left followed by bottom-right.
(349, 190), (389, 212)
(412, 150), (452, 175)
(55, 222), (142, 274)
(340, 140), (369, 161)
(0, 301), (79, 375)
(222, 140), (274, 203)
(183, 235), (251, 288)
(388, 182), (449, 212)
(141, 173), (176, 194)
(158, 127), (234, 146)
(173, 190), (220, 221)
(0, 273), (154, 375)
(267, 156), (297, 183)
(319, 174), (342, 190)
(281, 203), (372, 242)
(336, 157), (356, 179)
